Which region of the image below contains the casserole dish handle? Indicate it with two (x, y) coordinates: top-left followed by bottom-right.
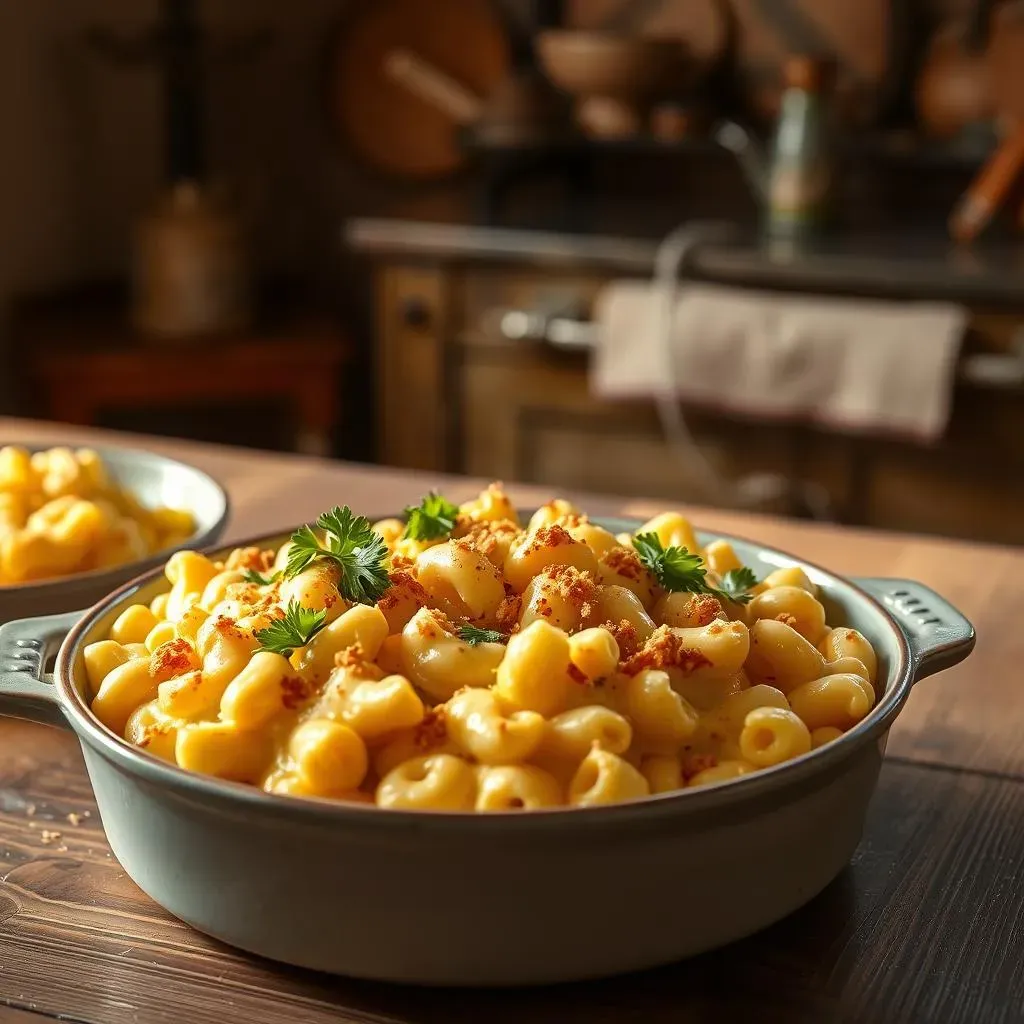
(853, 578), (976, 682)
(0, 611), (83, 729)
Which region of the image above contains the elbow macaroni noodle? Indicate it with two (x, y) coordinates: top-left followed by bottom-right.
(0, 446), (195, 584)
(87, 486), (879, 812)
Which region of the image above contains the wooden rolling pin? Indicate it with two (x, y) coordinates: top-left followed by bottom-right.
(383, 48), (483, 124)
(949, 123), (1024, 242)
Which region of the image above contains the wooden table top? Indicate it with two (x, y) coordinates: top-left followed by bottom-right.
(1, 418), (1021, 1024)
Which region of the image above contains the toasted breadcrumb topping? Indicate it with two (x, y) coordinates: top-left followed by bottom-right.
(413, 608), (459, 640)
(414, 708), (447, 749)
(334, 643), (369, 670)
(685, 594), (722, 626)
(214, 615), (251, 640)
(149, 638), (198, 679)
(682, 752), (718, 779)
(378, 570), (430, 613)
(526, 524), (576, 554)
(533, 564), (597, 621)
(458, 519), (520, 557)
(226, 547), (276, 572)
(280, 675), (314, 709)
(601, 619), (640, 660)
(139, 720), (173, 748)
(621, 625), (713, 676)
(495, 593), (522, 633)
(600, 547), (646, 582)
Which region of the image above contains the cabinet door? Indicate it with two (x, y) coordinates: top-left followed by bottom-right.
(376, 265), (451, 470)
(459, 337), (855, 515)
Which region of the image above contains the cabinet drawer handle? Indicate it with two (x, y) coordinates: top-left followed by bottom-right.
(498, 310), (598, 351)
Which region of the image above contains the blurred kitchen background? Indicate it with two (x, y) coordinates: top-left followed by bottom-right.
(3, 0), (1024, 545)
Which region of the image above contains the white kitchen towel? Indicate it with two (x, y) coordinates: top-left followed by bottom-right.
(591, 281), (967, 442)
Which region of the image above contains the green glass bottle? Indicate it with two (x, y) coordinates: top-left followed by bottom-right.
(766, 56), (835, 240)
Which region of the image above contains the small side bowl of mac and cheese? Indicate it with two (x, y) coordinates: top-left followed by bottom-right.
(83, 484), (887, 811)
(0, 444), (228, 621)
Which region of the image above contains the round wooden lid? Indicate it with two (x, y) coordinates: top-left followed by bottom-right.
(330, 0), (511, 180)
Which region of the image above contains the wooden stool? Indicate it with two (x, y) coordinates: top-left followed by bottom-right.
(13, 284), (352, 457)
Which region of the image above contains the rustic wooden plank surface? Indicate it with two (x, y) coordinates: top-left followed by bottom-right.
(2, 738), (1022, 1024)
(0, 418), (1022, 1024)
(0, 1010), (64, 1023)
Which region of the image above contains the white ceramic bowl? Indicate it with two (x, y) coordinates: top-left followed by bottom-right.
(0, 518), (974, 986)
(0, 445), (229, 622)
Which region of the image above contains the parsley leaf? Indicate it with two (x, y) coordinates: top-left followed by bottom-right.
(242, 568), (282, 586)
(284, 506), (390, 604)
(632, 532), (757, 604)
(632, 532), (705, 591)
(402, 491), (460, 542)
(719, 567), (759, 604)
(254, 601), (327, 657)
(457, 625), (507, 646)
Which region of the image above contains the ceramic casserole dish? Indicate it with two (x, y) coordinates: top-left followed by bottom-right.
(0, 517), (974, 986)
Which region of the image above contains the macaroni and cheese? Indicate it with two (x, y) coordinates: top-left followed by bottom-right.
(86, 486), (879, 811)
(0, 446), (196, 584)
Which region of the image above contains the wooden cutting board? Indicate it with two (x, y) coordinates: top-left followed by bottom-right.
(330, 0), (510, 180)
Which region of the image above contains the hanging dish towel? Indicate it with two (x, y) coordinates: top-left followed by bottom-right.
(591, 281), (967, 443)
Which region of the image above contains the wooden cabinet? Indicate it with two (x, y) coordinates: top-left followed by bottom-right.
(373, 260), (1024, 545)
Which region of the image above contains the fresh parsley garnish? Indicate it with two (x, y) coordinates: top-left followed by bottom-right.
(254, 600), (327, 657)
(241, 568), (282, 586)
(456, 625), (507, 646)
(719, 567), (759, 604)
(632, 532), (757, 605)
(402, 491), (459, 542)
(285, 506), (390, 604)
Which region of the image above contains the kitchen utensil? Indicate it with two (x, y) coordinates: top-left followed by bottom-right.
(0, 517), (974, 985)
(330, 0), (510, 179)
(0, 446), (228, 622)
(946, 0), (1024, 244)
(382, 49), (484, 125)
(949, 122), (1024, 241)
(536, 30), (690, 138)
(383, 47), (570, 149)
(915, 0), (996, 140)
